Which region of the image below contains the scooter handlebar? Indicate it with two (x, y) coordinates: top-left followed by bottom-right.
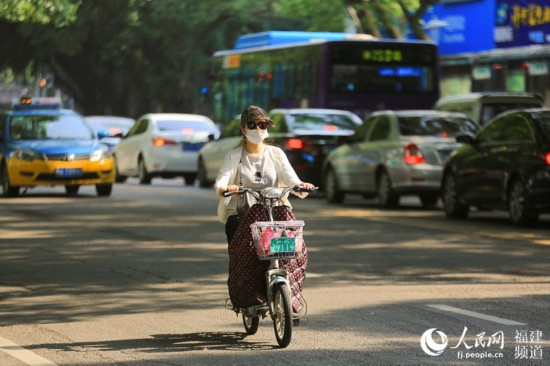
(221, 185), (317, 197)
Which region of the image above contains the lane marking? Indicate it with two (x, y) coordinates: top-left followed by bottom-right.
(427, 304), (527, 326)
(0, 337), (57, 366)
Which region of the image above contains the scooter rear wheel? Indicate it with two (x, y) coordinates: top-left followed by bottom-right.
(272, 283), (292, 347)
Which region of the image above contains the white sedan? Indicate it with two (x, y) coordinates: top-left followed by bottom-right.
(114, 113), (219, 185)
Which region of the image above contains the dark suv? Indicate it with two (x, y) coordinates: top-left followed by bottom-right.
(442, 108), (550, 225)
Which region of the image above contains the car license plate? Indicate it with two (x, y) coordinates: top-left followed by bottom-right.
(270, 237), (296, 253)
(182, 143), (204, 152)
(55, 168), (83, 178)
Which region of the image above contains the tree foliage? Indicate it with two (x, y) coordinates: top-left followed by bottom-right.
(276, 0), (346, 32)
(0, 0), (80, 27)
(0, 0), (436, 117)
(343, 0), (436, 39)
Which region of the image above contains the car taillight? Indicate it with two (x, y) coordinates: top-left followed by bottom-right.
(152, 137), (177, 147)
(545, 152), (550, 165)
(286, 138), (304, 149)
(404, 143), (425, 164)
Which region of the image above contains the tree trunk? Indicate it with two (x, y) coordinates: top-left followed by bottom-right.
(398, 0), (434, 40)
(372, 2), (403, 39)
(361, 3), (381, 38)
(345, 5), (363, 33)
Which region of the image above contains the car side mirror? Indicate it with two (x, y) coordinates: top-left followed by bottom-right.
(456, 134), (476, 145)
(98, 131), (109, 139)
(207, 133), (215, 142)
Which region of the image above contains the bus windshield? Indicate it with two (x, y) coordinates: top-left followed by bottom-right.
(329, 43), (436, 94)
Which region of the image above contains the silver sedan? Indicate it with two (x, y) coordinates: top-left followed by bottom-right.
(323, 110), (478, 208)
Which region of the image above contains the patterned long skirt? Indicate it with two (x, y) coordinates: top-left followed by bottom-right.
(227, 204), (308, 311)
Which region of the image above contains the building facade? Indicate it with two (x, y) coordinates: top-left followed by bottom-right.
(427, 0), (550, 104)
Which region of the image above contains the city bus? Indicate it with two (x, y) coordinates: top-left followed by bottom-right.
(211, 31), (440, 123)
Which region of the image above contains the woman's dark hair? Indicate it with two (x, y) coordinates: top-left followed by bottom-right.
(240, 105), (274, 127)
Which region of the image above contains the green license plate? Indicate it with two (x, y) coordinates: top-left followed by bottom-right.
(270, 237), (295, 253)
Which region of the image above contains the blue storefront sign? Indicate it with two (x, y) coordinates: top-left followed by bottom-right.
(427, 0), (495, 55)
(428, 0), (550, 55)
(495, 0), (550, 48)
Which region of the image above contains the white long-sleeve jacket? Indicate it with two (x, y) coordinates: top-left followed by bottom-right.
(214, 145), (304, 223)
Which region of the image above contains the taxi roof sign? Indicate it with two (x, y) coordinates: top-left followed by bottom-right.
(20, 96), (32, 104)
(13, 96), (61, 111)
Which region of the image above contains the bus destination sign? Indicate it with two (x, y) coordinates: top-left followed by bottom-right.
(362, 49), (403, 63)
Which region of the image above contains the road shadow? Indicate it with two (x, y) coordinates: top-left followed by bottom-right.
(2, 186), (550, 326)
(28, 332), (277, 353)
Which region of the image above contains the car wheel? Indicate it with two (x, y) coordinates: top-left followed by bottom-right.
(114, 156), (127, 183)
(65, 185), (80, 196)
(183, 174), (196, 186)
(325, 167), (344, 203)
(419, 192), (439, 208)
(1, 163), (20, 197)
(138, 157), (152, 185)
(442, 172), (469, 219)
(377, 170), (399, 208)
(197, 158), (211, 188)
(508, 178), (538, 226)
(96, 184), (113, 197)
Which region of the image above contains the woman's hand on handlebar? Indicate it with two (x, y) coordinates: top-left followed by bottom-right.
(293, 182), (318, 194)
(225, 185), (240, 192)
(220, 185), (241, 197)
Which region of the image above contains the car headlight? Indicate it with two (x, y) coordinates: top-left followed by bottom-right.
(90, 148), (113, 162)
(13, 149), (44, 161)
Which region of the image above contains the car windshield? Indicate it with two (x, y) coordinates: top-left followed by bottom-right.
(398, 116), (478, 137)
(9, 114), (94, 140)
(290, 113), (359, 131)
(536, 111), (550, 140)
(481, 103), (541, 124)
(156, 120), (214, 132)
(86, 118), (134, 133)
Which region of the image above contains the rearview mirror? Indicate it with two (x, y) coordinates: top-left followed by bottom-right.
(456, 133), (476, 145)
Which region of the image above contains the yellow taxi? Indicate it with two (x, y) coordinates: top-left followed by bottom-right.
(0, 97), (115, 197)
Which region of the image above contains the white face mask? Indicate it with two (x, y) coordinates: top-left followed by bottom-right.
(246, 129), (269, 145)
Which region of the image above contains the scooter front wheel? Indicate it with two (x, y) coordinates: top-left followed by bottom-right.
(242, 313), (259, 335)
(272, 282), (292, 347)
